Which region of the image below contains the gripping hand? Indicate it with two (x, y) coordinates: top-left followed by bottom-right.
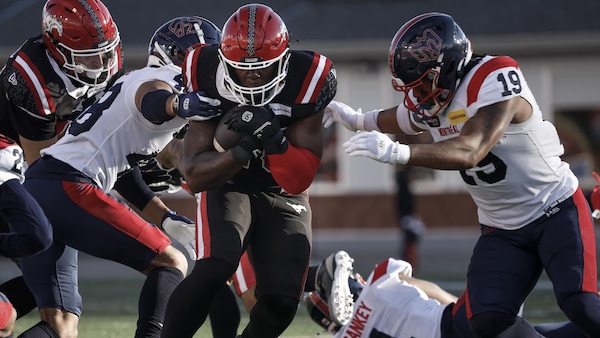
(172, 90), (221, 121)
(343, 131), (410, 164)
(231, 135), (264, 164)
(161, 211), (197, 260)
(224, 105), (287, 154)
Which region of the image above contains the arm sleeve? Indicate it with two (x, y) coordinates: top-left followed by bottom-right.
(113, 166), (156, 211)
(0, 179), (52, 257)
(266, 144), (320, 195)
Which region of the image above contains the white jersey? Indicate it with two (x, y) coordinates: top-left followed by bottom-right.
(407, 55), (578, 229)
(0, 137), (25, 184)
(42, 64), (186, 192)
(335, 259), (446, 338)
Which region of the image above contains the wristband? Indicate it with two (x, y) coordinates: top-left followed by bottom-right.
(392, 143), (411, 165)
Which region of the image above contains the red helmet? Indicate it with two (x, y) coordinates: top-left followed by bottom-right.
(218, 3), (290, 106)
(42, 0), (122, 88)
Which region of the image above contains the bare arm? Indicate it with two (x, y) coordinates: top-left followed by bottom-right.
(397, 274), (458, 304)
(19, 136), (56, 164)
(178, 120), (245, 193)
(381, 96), (531, 170)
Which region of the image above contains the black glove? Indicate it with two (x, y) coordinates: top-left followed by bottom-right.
(224, 105), (287, 154)
(126, 153), (172, 192)
(172, 90), (221, 121)
(231, 135), (263, 163)
(173, 124), (189, 139)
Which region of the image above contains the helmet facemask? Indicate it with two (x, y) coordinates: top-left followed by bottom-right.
(218, 47), (290, 106)
(57, 36), (120, 88)
(218, 3), (291, 107)
(392, 66), (451, 119)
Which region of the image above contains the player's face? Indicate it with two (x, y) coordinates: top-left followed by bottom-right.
(234, 64), (277, 88)
(411, 77), (435, 106)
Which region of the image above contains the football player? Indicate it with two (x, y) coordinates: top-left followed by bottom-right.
(0, 135), (53, 337)
(0, 0), (123, 322)
(324, 12), (600, 337)
(16, 16), (222, 338)
(305, 254), (587, 338)
(160, 4), (338, 338)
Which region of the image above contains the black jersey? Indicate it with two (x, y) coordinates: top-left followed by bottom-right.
(0, 35), (107, 142)
(183, 45), (337, 191)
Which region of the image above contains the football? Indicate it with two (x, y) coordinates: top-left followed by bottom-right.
(213, 116), (242, 152)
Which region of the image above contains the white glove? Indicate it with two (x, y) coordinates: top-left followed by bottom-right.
(323, 101), (364, 130)
(161, 211), (197, 260)
(343, 131), (410, 164)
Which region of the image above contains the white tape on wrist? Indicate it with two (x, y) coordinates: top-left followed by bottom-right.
(355, 114), (365, 130)
(393, 143), (411, 165)
(363, 109), (382, 131)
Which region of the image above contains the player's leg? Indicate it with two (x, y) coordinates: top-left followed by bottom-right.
(540, 189), (600, 336)
(26, 176), (186, 338)
(466, 225), (544, 337)
(239, 192), (311, 338)
(208, 283), (240, 338)
(161, 187), (249, 338)
(58, 181), (187, 338)
(0, 218), (37, 319)
(19, 178), (82, 338)
(231, 250), (257, 313)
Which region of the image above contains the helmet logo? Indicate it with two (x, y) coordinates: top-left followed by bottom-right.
(408, 28), (442, 63)
(43, 14), (63, 37)
(169, 19), (200, 38)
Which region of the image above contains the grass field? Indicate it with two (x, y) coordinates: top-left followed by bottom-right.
(11, 277), (568, 338)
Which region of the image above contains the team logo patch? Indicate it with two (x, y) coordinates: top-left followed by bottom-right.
(242, 111), (254, 122)
(448, 109), (468, 125)
(286, 202), (307, 214)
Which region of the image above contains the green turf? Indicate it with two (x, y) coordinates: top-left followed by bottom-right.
(11, 278), (568, 337)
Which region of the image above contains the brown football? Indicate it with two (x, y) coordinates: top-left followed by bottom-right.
(213, 116), (242, 152)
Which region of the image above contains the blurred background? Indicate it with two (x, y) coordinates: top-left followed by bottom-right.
(2, 0), (600, 334)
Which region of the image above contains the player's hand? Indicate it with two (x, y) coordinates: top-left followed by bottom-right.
(323, 101), (364, 130)
(343, 131), (410, 164)
(173, 90), (221, 121)
(161, 211), (197, 260)
(231, 135), (264, 164)
(127, 154), (171, 192)
(224, 105), (287, 154)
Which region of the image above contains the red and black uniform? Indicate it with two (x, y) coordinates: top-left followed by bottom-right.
(163, 44), (336, 337)
(0, 35), (112, 143)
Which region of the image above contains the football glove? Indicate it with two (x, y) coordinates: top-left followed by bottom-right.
(126, 153), (171, 192)
(343, 131), (410, 164)
(231, 135), (264, 164)
(161, 211), (197, 260)
(324, 101), (382, 132)
(224, 105), (287, 154)
(172, 90), (221, 121)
